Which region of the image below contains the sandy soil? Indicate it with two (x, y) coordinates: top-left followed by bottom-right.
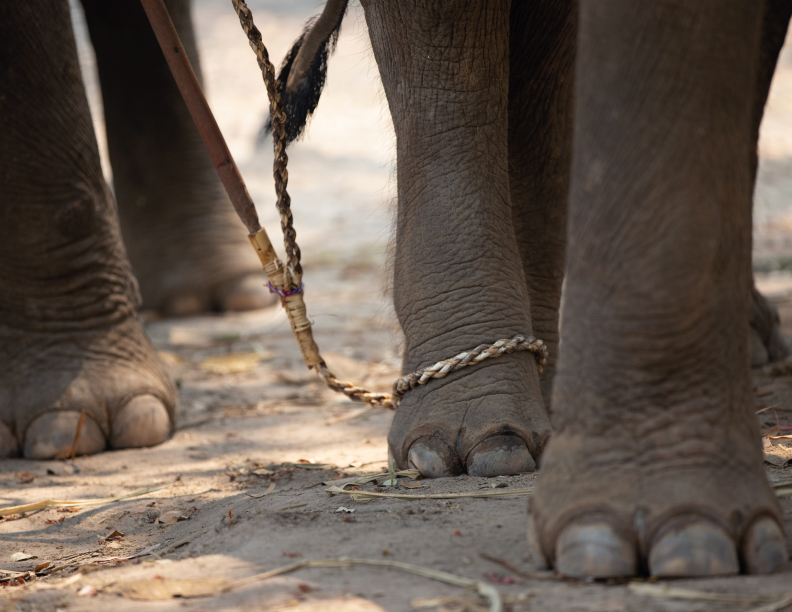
(2, 2), (792, 611)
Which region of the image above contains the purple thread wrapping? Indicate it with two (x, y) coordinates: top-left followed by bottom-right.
(267, 281), (304, 300)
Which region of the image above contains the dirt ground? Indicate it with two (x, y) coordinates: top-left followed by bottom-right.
(3, 2), (792, 611)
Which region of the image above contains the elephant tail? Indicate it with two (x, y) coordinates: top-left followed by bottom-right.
(262, 0), (349, 145)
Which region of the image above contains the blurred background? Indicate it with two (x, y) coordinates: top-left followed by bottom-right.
(68, 0), (792, 329)
(69, 0), (395, 276)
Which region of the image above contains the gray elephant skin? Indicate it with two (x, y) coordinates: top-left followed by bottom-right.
(1, 0), (790, 579)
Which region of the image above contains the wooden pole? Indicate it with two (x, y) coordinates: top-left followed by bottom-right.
(139, 0), (263, 236)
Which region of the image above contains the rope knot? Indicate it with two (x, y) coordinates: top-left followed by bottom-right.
(267, 281), (304, 306)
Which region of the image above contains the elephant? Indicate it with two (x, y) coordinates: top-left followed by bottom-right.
(276, 0), (791, 578)
(0, 0), (276, 459)
(1, 0), (790, 579)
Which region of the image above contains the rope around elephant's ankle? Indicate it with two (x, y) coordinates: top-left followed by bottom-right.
(311, 335), (548, 410)
(392, 335), (547, 404)
(230, 1), (548, 410)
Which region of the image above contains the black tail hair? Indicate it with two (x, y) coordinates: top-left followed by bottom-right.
(261, 5), (347, 146)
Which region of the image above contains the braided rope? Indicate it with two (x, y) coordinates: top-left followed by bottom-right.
(230, 2), (548, 410)
(232, 0), (302, 282)
(393, 335), (547, 404)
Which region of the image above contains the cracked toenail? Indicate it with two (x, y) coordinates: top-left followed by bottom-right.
(649, 519), (738, 577)
(24, 412), (105, 459)
(556, 520), (637, 578)
(407, 437), (461, 478)
(111, 394), (171, 449)
(743, 517), (788, 574)
(0, 421), (18, 458)
(467, 435), (535, 476)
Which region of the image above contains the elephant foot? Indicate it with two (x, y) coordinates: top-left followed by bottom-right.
(530, 430), (787, 578)
(0, 317), (177, 459)
(159, 271), (276, 318)
(389, 353), (551, 477)
(750, 284), (788, 367)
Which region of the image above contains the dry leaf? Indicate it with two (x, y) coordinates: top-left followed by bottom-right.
(33, 562), (49, 572)
(157, 511), (187, 524)
(105, 530), (124, 540)
(197, 351), (272, 374)
(763, 436), (792, 467)
(11, 552), (37, 562)
(113, 577), (228, 600)
(401, 481), (423, 489)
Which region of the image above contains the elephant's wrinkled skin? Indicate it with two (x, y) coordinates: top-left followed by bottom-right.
(0, 0), (274, 459)
(358, 0), (789, 578)
(1, 0), (789, 579)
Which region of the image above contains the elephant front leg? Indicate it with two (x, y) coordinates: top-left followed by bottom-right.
(80, 0), (274, 316)
(0, 0), (177, 458)
(363, 0), (551, 477)
(531, 0), (787, 578)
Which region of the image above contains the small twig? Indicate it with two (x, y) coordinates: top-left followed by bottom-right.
(479, 553), (561, 581)
(224, 557), (501, 612)
(278, 503), (308, 511)
(245, 483), (276, 499)
(326, 486), (534, 501)
(70, 409), (86, 460)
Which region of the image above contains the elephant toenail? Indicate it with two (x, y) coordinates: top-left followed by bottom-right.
(0, 421), (18, 458)
(466, 435), (535, 477)
(110, 394), (172, 449)
(649, 518), (739, 577)
(24, 412), (106, 459)
(555, 520), (637, 578)
(743, 517), (788, 574)
(407, 437), (461, 478)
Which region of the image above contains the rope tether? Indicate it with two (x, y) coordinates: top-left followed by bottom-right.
(229, 0), (548, 409)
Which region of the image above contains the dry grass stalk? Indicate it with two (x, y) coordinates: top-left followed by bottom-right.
(325, 486), (534, 501)
(226, 557), (501, 612)
(478, 553), (561, 581)
(773, 480), (792, 498)
(0, 484), (171, 518)
(628, 583), (792, 610)
(245, 483), (276, 499)
(333, 468), (421, 489)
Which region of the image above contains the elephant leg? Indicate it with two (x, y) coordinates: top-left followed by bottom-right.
(531, 0), (786, 578)
(80, 0), (273, 316)
(363, 0), (551, 477)
(509, 1), (576, 405)
(0, 0), (177, 458)
(749, 0), (792, 366)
